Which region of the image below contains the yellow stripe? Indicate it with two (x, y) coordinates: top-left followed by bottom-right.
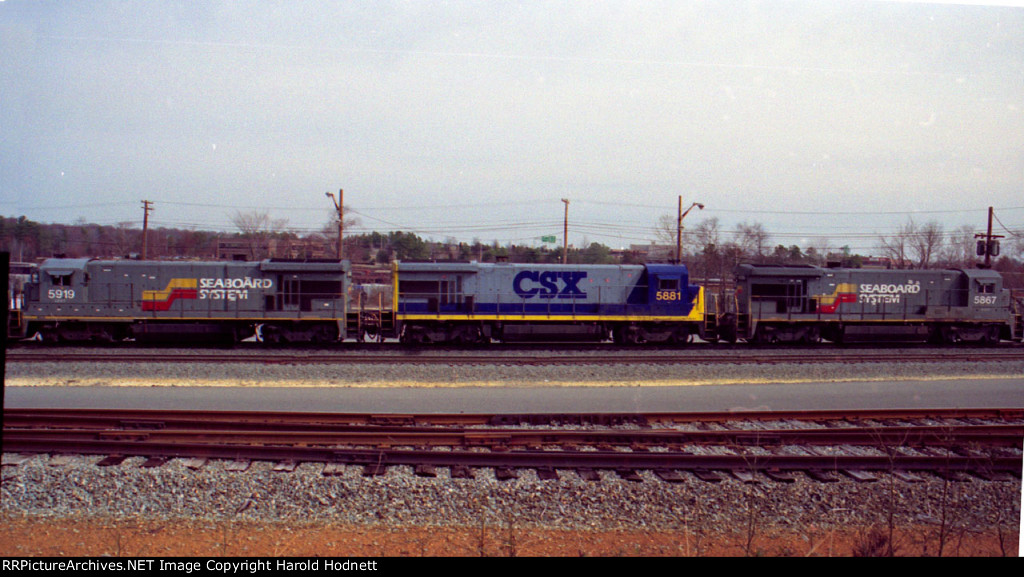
(142, 278), (197, 302)
(400, 287), (706, 323)
(399, 315), (704, 322)
(392, 262), (400, 313)
(815, 282), (857, 307)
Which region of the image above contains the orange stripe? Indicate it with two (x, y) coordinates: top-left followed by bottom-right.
(142, 278), (198, 310)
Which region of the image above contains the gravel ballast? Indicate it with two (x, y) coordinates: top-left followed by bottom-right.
(3, 454), (1019, 536)
(7, 351), (1024, 388)
(3, 350), (1021, 550)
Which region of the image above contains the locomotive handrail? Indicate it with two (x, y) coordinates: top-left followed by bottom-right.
(749, 287), (982, 323)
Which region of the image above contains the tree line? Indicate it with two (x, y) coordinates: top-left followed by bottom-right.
(4, 212), (1022, 289)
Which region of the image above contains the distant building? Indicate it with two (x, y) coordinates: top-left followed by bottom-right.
(217, 238), (330, 261)
(627, 243), (675, 263)
(859, 256), (895, 269)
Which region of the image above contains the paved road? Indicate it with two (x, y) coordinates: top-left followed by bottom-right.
(5, 377), (1023, 413)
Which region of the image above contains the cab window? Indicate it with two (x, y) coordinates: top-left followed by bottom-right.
(658, 278), (679, 291)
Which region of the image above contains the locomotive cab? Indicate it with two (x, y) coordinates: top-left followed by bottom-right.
(32, 259), (90, 306)
(643, 265), (701, 312)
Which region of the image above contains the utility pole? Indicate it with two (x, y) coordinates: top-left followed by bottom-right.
(325, 189), (344, 260)
(141, 200), (153, 259)
(975, 206), (1003, 269)
(676, 197), (704, 265)
(561, 198), (570, 264)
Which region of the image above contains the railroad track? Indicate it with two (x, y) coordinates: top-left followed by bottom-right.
(7, 348), (1024, 365)
(5, 408), (1022, 483)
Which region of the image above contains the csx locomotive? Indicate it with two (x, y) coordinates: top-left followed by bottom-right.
(8, 257), (1022, 344)
(394, 261), (707, 344)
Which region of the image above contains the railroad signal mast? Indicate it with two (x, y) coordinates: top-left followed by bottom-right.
(975, 206), (1003, 269)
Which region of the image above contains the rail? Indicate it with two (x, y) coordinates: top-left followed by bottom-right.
(5, 408), (1021, 482)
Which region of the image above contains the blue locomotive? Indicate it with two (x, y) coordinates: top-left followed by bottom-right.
(392, 262), (706, 343)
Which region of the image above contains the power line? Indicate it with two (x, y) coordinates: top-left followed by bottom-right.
(8, 201), (1022, 254)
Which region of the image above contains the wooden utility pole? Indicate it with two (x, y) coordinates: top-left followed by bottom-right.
(326, 189), (344, 260)
(141, 200), (153, 259)
(975, 206), (1003, 269)
(676, 196), (682, 265)
(561, 198), (570, 264)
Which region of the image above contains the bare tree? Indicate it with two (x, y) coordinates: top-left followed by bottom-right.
(232, 210), (288, 259)
(878, 219), (944, 269)
(685, 217), (723, 281)
(735, 221), (770, 262)
(802, 237), (833, 266)
(654, 214), (676, 246)
(1009, 230), (1024, 261)
(690, 217), (722, 254)
(938, 224), (976, 268)
(106, 221), (139, 257)
(878, 220), (914, 269)
(909, 220), (944, 269)
(321, 207), (362, 259)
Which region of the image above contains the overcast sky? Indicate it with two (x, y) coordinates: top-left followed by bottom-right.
(2, 0), (1022, 254)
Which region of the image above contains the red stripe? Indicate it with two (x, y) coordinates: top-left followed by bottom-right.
(819, 293), (857, 314)
(141, 289), (198, 311)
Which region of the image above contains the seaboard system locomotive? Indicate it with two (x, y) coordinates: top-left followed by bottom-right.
(11, 258), (349, 344)
(732, 264), (1019, 344)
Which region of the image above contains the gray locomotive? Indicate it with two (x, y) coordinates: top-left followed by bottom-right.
(13, 258), (350, 343)
(733, 264), (1020, 343)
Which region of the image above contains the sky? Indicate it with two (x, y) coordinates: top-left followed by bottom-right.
(1, 0), (1022, 255)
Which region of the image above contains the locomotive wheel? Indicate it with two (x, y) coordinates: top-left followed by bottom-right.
(399, 327), (430, 345)
(942, 327), (962, 344)
(753, 328), (778, 344)
(91, 326), (119, 344)
(668, 328), (691, 345)
(457, 327), (488, 345)
(800, 328), (821, 345)
(613, 325), (645, 345)
(310, 325), (334, 344)
(259, 325), (284, 344)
